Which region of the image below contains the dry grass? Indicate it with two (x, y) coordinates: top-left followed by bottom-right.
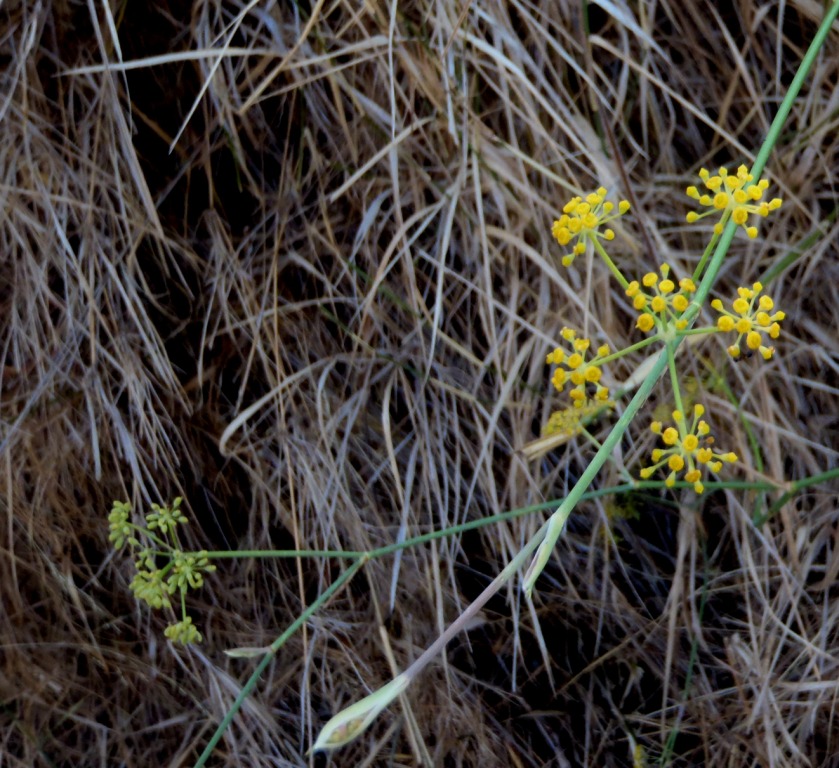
(2, 1), (839, 766)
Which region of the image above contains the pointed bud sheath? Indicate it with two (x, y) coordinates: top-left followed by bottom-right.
(223, 646), (272, 659)
(310, 673), (411, 753)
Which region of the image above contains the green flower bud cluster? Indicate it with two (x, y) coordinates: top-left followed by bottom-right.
(108, 497), (215, 645)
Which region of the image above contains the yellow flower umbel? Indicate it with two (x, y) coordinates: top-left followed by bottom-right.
(552, 188), (630, 267)
(686, 165), (782, 238)
(639, 404), (737, 494)
(546, 328), (610, 406)
(625, 263), (697, 333)
(711, 282), (785, 360)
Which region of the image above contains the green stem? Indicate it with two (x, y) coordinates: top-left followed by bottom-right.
(667, 340), (684, 414)
(592, 238), (629, 289)
(678, 326), (718, 337)
(174, 477), (782, 566)
(597, 334), (660, 366)
(749, 3), (839, 181)
(756, 467), (839, 526)
(203, 548), (368, 560)
(691, 226), (722, 283)
(130, 525), (169, 551)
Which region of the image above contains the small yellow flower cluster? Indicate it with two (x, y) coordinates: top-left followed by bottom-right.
(639, 404), (737, 493)
(546, 327), (610, 406)
(712, 282), (785, 360)
(552, 188), (630, 267)
(626, 264), (697, 333)
(686, 165), (782, 238)
(542, 398), (611, 439)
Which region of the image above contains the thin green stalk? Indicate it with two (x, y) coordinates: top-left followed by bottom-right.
(677, 326), (717, 338)
(203, 548), (368, 560)
(592, 238), (629, 289)
(180, 477), (781, 566)
(757, 467), (839, 526)
(691, 225), (722, 283)
(598, 333), (660, 366)
(666, 340), (684, 414)
(749, 2), (839, 181)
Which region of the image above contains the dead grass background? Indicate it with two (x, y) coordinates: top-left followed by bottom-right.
(2, 1), (839, 766)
